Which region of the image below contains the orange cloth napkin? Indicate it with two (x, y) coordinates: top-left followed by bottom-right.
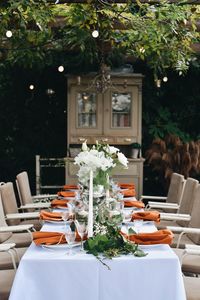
(40, 210), (62, 221)
(32, 231), (84, 245)
(118, 183), (135, 190)
(63, 185), (79, 190)
(131, 211), (160, 223)
(124, 200), (145, 208)
(33, 231), (66, 246)
(121, 189), (136, 197)
(57, 191), (76, 198)
(51, 199), (69, 208)
(127, 229), (173, 245)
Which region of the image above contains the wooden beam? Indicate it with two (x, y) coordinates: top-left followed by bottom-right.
(46, 0), (200, 4)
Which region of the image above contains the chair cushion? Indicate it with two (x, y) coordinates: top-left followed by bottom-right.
(0, 247), (27, 270)
(173, 248), (200, 275)
(184, 276), (200, 300)
(4, 232), (32, 248)
(0, 269), (15, 300)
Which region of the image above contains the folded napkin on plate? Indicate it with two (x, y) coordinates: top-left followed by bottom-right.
(57, 191), (76, 198)
(121, 189), (136, 197)
(51, 199), (69, 208)
(33, 231), (66, 246)
(124, 200), (145, 208)
(33, 231), (84, 245)
(63, 184), (79, 190)
(40, 210), (62, 221)
(127, 229), (173, 245)
(118, 183), (135, 190)
(131, 211), (160, 223)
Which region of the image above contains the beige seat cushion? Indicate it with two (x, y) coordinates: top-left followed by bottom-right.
(0, 269), (15, 300)
(184, 276), (200, 300)
(0, 247), (27, 270)
(173, 248), (200, 275)
(2, 232), (32, 248)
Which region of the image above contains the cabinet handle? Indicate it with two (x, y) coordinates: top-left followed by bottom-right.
(78, 138), (86, 142)
(101, 138), (108, 142)
(124, 138), (131, 142)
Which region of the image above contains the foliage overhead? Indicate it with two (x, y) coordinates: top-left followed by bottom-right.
(0, 0), (200, 76)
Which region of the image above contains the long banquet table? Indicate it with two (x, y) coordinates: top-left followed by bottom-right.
(9, 220), (186, 300)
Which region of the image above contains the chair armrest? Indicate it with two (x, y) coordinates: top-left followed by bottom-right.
(6, 212), (40, 220)
(0, 243), (16, 251)
(0, 224), (34, 232)
(147, 202), (179, 210)
(184, 248), (200, 255)
(32, 194), (56, 200)
(167, 226), (200, 234)
(167, 226), (200, 248)
(141, 195), (167, 200)
(185, 244), (200, 251)
(160, 213), (191, 221)
(19, 203), (50, 209)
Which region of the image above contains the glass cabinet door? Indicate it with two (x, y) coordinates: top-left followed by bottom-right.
(77, 92), (97, 128)
(111, 92), (131, 128)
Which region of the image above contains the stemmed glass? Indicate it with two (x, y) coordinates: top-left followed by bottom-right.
(133, 219), (143, 234)
(61, 211), (70, 229)
(75, 220), (87, 251)
(64, 229), (76, 255)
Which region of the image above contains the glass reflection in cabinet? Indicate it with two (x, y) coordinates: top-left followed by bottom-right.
(77, 92), (97, 128)
(112, 92), (132, 127)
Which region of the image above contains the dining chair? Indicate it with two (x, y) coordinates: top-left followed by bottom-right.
(167, 183), (200, 248)
(0, 268), (15, 300)
(156, 177), (199, 229)
(0, 193), (34, 248)
(143, 172), (185, 212)
(181, 247), (200, 300)
(0, 182), (41, 230)
(0, 243), (17, 300)
(16, 171), (55, 209)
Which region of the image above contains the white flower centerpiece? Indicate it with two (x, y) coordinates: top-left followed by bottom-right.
(74, 140), (128, 237)
(74, 140), (128, 193)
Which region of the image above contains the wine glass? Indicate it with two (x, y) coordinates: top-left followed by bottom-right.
(61, 211), (70, 229)
(75, 221), (87, 251)
(64, 229), (76, 255)
(133, 219), (143, 234)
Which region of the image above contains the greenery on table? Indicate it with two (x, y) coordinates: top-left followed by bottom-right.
(84, 223), (147, 269)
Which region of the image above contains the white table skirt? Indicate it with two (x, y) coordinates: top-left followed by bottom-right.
(9, 222), (186, 300)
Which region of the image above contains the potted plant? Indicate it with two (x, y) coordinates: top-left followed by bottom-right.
(130, 143), (141, 159)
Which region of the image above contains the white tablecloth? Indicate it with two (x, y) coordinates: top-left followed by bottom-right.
(9, 222), (186, 300)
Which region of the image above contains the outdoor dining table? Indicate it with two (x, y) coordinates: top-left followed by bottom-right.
(9, 219), (186, 300)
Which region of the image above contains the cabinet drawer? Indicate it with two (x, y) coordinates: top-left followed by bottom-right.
(115, 137), (136, 144)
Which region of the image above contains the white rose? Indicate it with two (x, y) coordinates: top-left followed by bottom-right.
(82, 141), (88, 151)
(107, 146), (119, 155)
(117, 152), (128, 168)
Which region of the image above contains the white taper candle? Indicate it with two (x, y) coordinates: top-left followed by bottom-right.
(87, 170), (93, 237)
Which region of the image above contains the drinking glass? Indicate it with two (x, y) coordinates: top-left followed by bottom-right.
(133, 219), (143, 234)
(75, 221), (87, 251)
(65, 229), (76, 255)
(61, 211), (70, 229)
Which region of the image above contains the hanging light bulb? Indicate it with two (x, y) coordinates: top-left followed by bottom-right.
(155, 79), (161, 88)
(58, 65), (64, 72)
(29, 84), (35, 90)
(163, 76), (168, 82)
(92, 30), (99, 38)
(6, 30), (12, 38)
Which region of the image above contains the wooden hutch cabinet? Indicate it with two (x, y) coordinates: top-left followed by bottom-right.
(66, 73), (144, 198)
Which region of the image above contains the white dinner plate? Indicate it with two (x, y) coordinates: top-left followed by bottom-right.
(123, 197), (137, 201)
(44, 220), (71, 224)
(139, 244), (165, 249)
(57, 197), (75, 200)
(42, 242), (81, 250)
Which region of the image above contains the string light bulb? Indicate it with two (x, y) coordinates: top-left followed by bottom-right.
(6, 30), (12, 38)
(163, 76), (168, 82)
(29, 84), (35, 90)
(92, 30), (99, 38)
(58, 65), (64, 72)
